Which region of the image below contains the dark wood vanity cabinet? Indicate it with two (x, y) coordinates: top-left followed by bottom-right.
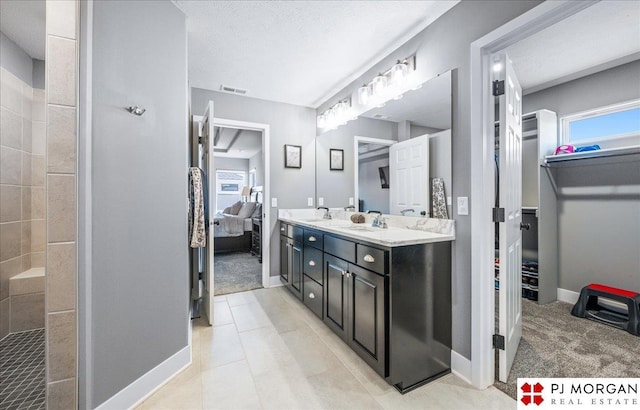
(280, 220), (451, 393)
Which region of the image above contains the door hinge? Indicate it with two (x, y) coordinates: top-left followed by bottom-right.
(198, 137), (204, 145)
(493, 334), (505, 350)
(493, 80), (505, 96)
(493, 207), (505, 223)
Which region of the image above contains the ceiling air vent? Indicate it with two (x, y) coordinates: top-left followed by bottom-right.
(220, 85), (248, 95)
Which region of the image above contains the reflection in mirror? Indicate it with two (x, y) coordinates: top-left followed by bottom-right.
(315, 70), (452, 217)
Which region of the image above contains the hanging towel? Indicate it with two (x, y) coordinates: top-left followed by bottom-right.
(189, 167), (206, 248)
(431, 178), (449, 219)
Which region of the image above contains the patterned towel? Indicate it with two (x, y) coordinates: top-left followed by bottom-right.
(189, 167), (206, 248)
(431, 178), (448, 219)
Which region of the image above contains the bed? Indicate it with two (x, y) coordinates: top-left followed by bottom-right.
(213, 187), (263, 254)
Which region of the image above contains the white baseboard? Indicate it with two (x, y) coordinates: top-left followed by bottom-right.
(269, 275), (283, 287)
(451, 350), (472, 384)
(96, 345), (191, 410)
(557, 288), (580, 304)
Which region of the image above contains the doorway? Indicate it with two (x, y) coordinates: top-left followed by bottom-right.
(353, 136), (396, 213)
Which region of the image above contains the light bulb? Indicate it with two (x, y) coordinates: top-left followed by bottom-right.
(317, 114), (326, 128)
(358, 85), (371, 105)
(372, 74), (388, 99)
(390, 60), (408, 87)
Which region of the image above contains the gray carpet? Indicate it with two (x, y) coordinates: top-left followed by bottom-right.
(214, 252), (263, 296)
(494, 297), (640, 399)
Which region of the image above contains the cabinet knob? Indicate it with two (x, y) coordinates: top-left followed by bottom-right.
(281, 227), (285, 232)
(341, 270), (346, 276)
(363, 254), (375, 263)
(308, 260), (316, 267)
(346, 271), (351, 278)
(308, 236), (316, 242)
(308, 292), (315, 299)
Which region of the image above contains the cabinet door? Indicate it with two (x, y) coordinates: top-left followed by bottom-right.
(348, 265), (386, 376)
(323, 254), (348, 340)
(290, 242), (303, 299)
(280, 236), (289, 284)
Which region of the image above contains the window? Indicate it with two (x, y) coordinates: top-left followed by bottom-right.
(215, 170), (246, 212)
(562, 100), (640, 147)
(249, 168), (256, 187)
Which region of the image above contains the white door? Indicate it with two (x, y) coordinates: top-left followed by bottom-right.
(496, 54), (523, 382)
(389, 134), (430, 215)
(200, 101), (216, 325)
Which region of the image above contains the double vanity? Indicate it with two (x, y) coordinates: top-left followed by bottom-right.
(279, 209), (455, 393)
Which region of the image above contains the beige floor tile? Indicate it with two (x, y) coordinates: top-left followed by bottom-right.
(212, 300), (233, 327)
(253, 288), (307, 334)
(239, 326), (295, 377)
(253, 365), (324, 410)
(279, 326), (344, 377)
(199, 323), (245, 371)
(225, 290), (258, 307)
(138, 362), (203, 410)
(306, 365), (383, 410)
(201, 360), (262, 410)
(230, 302), (272, 333)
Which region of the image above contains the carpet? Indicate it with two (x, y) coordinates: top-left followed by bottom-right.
(214, 252), (262, 296)
(494, 298), (640, 399)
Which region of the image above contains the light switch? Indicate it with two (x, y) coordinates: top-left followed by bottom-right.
(271, 197), (278, 208)
(457, 197), (469, 215)
(307, 197), (313, 206)
(318, 197), (324, 206)
(349, 197), (354, 206)
(447, 196), (452, 206)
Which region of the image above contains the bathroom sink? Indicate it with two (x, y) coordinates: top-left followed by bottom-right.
(343, 225), (378, 232)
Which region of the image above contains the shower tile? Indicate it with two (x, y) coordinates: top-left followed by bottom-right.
(47, 175), (76, 243)
(0, 222), (21, 262)
(0, 68), (23, 114)
(0, 185), (21, 223)
(47, 378), (76, 410)
(1, 257), (22, 300)
(22, 84), (33, 120)
(48, 105), (77, 174)
(1, 107), (22, 150)
(23, 118), (33, 153)
(22, 187), (32, 220)
(47, 243), (76, 312)
(32, 121), (46, 155)
(31, 252), (44, 268)
(22, 254), (31, 271)
(10, 270), (45, 296)
(32, 187), (46, 220)
(31, 155), (46, 187)
(22, 152), (32, 186)
(33, 90), (46, 122)
(47, 310), (76, 381)
(22, 221), (32, 255)
(10, 292), (45, 332)
(0, 298), (9, 339)
(31, 220), (46, 253)
(0, 146), (22, 185)
(47, 0), (77, 40)
(47, 36), (76, 107)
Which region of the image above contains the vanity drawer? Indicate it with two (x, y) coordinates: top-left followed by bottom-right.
(280, 222), (289, 236)
(279, 222), (303, 243)
(356, 244), (388, 275)
(324, 235), (355, 263)
(303, 275), (323, 319)
(304, 246), (323, 284)
(304, 229), (323, 250)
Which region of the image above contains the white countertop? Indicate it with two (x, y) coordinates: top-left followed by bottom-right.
(279, 215), (455, 247)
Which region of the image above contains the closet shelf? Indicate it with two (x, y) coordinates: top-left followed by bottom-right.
(543, 145), (640, 168)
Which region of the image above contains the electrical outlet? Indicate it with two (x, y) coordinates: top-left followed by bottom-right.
(318, 197), (324, 206)
(271, 197), (278, 208)
(349, 197), (354, 206)
(307, 197), (313, 206)
(457, 197), (469, 215)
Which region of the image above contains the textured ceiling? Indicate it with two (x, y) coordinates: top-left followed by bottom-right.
(179, 0), (459, 108)
(506, 0), (640, 94)
(0, 0), (45, 59)
(213, 127), (262, 159)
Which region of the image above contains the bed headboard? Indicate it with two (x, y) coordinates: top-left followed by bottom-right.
(250, 186), (263, 204)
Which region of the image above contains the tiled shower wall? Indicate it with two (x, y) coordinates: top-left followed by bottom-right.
(45, 0), (78, 408)
(0, 67), (46, 340)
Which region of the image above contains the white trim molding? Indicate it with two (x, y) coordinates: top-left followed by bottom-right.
(269, 275), (283, 288)
(353, 136), (397, 210)
(451, 350), (472, 385)
(96, 345), (191, 410)
(557, 288), (580, 305)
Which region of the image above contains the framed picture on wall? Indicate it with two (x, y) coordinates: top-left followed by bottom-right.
(379, 166), (390, 189)
(284, 144), (302, 168)
(329, 148), (344, 171)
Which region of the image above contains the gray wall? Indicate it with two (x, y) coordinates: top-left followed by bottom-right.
(32, 59), (45, 89)
(249, 151), (264, 186)
(316, 0), (541, 359)
(192, 88), (317, 277)
(523, 60), (640, 294)
(0, 31), (33, 87)
(316, 117), (397, 208)
(429, 129), (453, 216)
(215, 157), (249, 172)
(87, 1), (189, 407)
(358, 157), (390, 213)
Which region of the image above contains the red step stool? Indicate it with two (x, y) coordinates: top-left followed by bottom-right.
(571, 283), (640, 336)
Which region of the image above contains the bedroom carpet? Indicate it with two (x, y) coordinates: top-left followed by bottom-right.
(494, 297), (640, 399)
(214, 252), (262, 296)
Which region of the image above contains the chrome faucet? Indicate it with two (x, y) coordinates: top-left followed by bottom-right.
(368, 211), (388, 228)
(317, 207), (332, 220)
(400, 208), (415, 216)
(344, 205), (355, 211)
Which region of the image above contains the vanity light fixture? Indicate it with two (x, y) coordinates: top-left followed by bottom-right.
(357, 55), (416, 106)
(317, 97), (353, 130)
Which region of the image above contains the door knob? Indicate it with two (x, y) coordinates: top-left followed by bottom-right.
(520, 222), (531, 230)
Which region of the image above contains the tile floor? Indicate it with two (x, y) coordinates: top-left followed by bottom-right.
(0, 329), (46, 410)
(137, 286), (515, 410)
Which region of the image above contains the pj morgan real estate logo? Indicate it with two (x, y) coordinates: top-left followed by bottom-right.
(517, 378), (640, 409)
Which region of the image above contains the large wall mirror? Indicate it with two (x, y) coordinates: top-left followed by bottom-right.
(315, 70), (453, 217)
